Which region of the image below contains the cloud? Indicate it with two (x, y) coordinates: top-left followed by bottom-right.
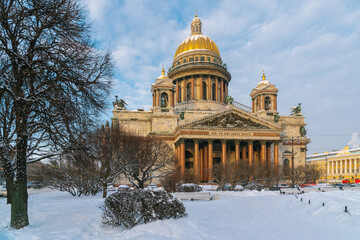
(348, 133), (360, 149)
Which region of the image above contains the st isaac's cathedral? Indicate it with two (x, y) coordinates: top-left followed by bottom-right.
(112, 15), (310, 182)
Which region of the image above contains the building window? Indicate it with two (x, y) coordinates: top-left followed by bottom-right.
(265, 96), (271, 110)
(178, 83), (182, 103)
(202, 82), (207, 100)
(283, 159), (289, 166)
(160, 92), (168, 108)
(187, 83), (191, 101)
(212, 83), (216, 101)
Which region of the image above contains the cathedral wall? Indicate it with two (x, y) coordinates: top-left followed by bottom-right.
(151, 116), (178, 133)
(112, 110), (152, 136)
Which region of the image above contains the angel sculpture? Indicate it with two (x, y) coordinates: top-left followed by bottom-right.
(113, 96), (127, 110)
(289, 103), (302, 116)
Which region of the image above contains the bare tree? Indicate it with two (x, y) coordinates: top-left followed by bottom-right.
(98, 122), (123, 198)
(292, 164), (320, 187)
(118, 135), (175, 189)
(0, 0), (112, 228)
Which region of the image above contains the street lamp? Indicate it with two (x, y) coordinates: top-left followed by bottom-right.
(284, 136), (300, 187)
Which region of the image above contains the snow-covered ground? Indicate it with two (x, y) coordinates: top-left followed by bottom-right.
(1, 189), (360, 240)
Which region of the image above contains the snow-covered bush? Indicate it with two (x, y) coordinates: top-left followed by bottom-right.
(176, 183), (202, 192)
(102, 189), (187, 229)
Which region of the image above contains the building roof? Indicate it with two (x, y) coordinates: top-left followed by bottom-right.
(306, 146), (360, 162)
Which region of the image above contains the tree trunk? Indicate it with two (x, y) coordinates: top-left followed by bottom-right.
(102, 182), (107, 198)
(10, 179), (29, 229)
(11, 100), (30, 229)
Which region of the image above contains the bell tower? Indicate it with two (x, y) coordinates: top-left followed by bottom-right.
(151, 67), (175, 113)
(250, 71), (278, 117)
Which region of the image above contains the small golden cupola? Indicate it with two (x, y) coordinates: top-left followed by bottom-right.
(191, 14), (202, 35)
(151, 66), (175, 113)
(250, 71), (279, 116)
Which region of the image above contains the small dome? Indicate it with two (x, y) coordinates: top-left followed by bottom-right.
(256, 71), (271, 88)
(157, 67), (170, 80)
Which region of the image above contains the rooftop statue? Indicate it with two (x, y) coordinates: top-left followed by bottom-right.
(289, 103), (302, 116)
(225, 96), (233, 105)
(113, 96), (127, 110)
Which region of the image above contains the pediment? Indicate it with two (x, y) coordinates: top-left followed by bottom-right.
(180, 107), (281, 131)
(196, 112), (269, 129)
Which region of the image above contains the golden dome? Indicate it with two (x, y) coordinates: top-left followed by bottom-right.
(174, 35), (220, 59)
(173, 15), (220, 60)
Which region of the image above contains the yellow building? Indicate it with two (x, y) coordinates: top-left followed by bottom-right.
(306, 146), (360, 184)
(112, 15), (310, 182)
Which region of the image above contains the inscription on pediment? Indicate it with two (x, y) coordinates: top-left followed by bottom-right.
(195, 113), (269, 129)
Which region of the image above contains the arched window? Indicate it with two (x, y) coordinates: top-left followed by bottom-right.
(212, 83), (216, 101)
(283, 158), (290, 175)
(283, 159), (289, 166)
(223, 81), (226, 101)
(265, 96), (271, 111)
(202, 82), (207, 100)
(187, 83), (191, 101)
(178, 83), (182, 103)
(160, 92), (168, 108)
(196, 25), (198, 32)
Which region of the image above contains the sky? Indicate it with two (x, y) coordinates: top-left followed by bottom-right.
(82, 0), (360, 155)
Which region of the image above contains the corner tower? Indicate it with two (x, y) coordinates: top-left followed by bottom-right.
(250, 71), (278, 117)
(168, 15), (231, 111)
(151, 67), (175, 114)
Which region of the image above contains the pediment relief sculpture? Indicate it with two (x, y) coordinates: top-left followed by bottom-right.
(194, 113), (269, 129)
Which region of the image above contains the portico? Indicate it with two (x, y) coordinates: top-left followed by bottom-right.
(175, 138), (280, 182)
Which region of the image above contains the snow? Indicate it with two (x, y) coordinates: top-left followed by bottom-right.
(1, 189), (360, 239)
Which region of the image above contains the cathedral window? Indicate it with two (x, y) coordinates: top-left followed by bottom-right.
(212, 83), (216, 101)
(183, 59), (187, 63)
(196, 25), (198, 32)
(187, 83), (192, 101)
(200, 56), (205, 61)
(265, 96), (271, 111)
(160, 92), (168, 108)
(178, 83), (182, 103)
(195, 56), (198, 61)
(207, 56), (211, 62)
(202, 82), (207, 100)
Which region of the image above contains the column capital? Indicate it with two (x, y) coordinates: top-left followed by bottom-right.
(221, 139), (227, 144)
(194, 139), (199, 144)
(234, 139), (240, 144)
(248, 140), (254, 145)
(179, 139), (185, 144)
(207, 139), (213, 144)
(260, 140), (266, 145)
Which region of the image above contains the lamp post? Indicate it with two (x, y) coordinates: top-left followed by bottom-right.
(284, 136), (300, 187)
